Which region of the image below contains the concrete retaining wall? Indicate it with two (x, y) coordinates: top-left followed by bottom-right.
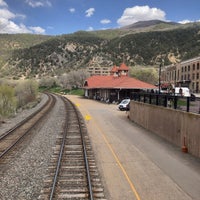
(129, 101), (200, 158)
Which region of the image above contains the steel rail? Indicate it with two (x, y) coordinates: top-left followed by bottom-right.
(49, 96), (68, 200)
(70, 98), (94, 200)
(0, 93), (55, 159)
(0, 93), (51, 141)
(49, 96), (94, 200)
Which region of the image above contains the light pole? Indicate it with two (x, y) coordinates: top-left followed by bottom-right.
(158, 59), (164, 94)
(158, 63), (161, 94)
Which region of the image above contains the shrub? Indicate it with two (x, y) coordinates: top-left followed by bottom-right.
(15, 80), (38, 108)
(0, 85), (17, 117)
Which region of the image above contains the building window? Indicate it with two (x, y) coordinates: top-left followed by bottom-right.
(196, 82), (199, 93)
(197, 63), (200, 70)
(197, 73), (199, 79)
(192, 82), (195, 90)
(192, 73), (195, 80)
(177, 70), (179, 80)
(182, 67), (184, 72)
(193, 64), (195, 70)
(188, 65), (190, 71)
(185, 66), (187, 72)
(188, 74), (190, 80)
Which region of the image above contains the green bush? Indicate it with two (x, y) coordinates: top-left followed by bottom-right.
(0, 85), (17, 117)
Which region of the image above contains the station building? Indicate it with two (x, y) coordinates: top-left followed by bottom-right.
(83, 63), (157, 102)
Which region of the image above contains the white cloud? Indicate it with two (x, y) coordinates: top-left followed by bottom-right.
(179, 20), (192, 24)
(0, 8), (15, 19)
(0, 4), (45, 34)
(47, 26), (53, 29)
(25, 0), (52, 8)
(69, 8), (75, 13)
(16, 13), (26, 20)
(0, 18), (31, 33)
(0, 0), (7, 7)
(87, 26), (94, 31)
(117, 5), (166, 26)
(100, 19), (111, 24)
(179, 19), (200, 24)
(29, 26), (46, 34)
(0, 17), (46, 34)
(85, 8), (95, 17)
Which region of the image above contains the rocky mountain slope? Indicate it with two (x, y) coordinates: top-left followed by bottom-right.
(0, 20), (200, 79)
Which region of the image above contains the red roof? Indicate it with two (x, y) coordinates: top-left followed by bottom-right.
(119, 63), (129, 71)
(110, 65), (118, 73)
(84, 75), (157, 89)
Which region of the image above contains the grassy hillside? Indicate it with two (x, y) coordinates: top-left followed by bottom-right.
(1, 21), (200, 79)
(0, 34), (53, 66)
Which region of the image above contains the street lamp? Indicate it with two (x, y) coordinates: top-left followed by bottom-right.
(158, 63), (162, 94)
(158, 59), (164, 94)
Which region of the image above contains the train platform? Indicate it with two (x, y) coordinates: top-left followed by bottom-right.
(66, 95), (200, 200)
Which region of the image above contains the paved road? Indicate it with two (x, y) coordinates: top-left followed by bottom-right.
(67, 95), (200, 200)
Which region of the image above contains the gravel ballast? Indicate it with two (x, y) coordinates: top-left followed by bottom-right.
(0, 94), (66, 199)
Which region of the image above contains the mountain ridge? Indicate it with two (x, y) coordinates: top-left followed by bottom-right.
(0, 20), (200, 79)
(120, 20), (180, 30)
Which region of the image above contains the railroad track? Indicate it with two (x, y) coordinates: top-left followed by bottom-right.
(0, 93), (56, 159)
(39, 96), (106, 200)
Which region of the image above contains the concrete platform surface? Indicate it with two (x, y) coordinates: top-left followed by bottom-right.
(66, 95), (200, 200)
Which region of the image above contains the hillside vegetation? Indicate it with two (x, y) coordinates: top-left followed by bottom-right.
(0, 34), (52, 66)
(0, 20), (200, 79)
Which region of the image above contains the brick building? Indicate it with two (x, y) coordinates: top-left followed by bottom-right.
(87, 66), (111, 76)
(161, 56), (200, 93)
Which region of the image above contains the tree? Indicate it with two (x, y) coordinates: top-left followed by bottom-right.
(15, 80), (38, 108)
(39, 77), (57, 88)
(0, 85), (17, 118)
(59, 69), (89, 90)
(130, 67), (158, 85)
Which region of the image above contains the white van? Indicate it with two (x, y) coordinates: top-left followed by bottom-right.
(174, 87), (191, 97)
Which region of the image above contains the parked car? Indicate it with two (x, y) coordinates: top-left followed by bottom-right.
(118, 99), (130, 111)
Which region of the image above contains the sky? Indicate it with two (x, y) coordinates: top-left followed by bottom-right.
(0, 0), (200, 35)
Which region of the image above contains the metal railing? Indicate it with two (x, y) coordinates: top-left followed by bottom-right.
(132, 93), (200, 114)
